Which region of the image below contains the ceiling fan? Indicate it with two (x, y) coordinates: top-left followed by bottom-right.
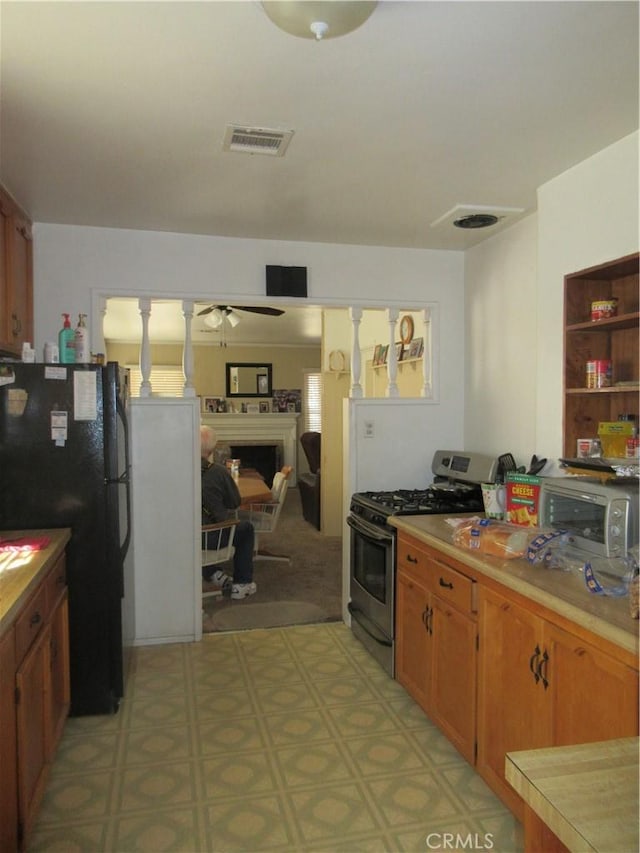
(197, 304), (285, 320)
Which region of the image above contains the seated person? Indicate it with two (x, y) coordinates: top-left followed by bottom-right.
(200, 425), (257, 600)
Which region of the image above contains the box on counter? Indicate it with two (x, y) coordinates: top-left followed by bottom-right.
(505, 472), (541, 527)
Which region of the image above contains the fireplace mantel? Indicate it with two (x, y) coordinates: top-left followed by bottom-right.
(201, 413), (299, 486)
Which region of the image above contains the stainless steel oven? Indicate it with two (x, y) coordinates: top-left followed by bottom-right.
(347, 510), (396, 676)
(347, 450), (499, 677)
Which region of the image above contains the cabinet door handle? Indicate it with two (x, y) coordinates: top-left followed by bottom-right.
(529, 644), (541, 683)
(427, 606), (433, 636)
(407, 554), (418, 564)
(421, 607), (429, 630)
(30, 611), (42, 627)
(538, 649), (549, 690)
(11, 313), (21, 336)
(438, 578), (453, 589)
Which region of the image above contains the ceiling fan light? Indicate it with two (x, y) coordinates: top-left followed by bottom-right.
(262, 1), (377, 40)
(204, 308), (224, 329)
(226, 309), (241, 328)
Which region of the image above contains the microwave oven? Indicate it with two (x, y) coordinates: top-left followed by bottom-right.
(539, 477), (639, 559)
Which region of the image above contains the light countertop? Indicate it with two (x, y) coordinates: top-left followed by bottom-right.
(390, 515), (639, 657)
(505, 737), (639, 852)
(0, 528), (72, 636)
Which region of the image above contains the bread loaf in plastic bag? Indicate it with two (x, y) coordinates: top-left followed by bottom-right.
(450, 517), (531, 558)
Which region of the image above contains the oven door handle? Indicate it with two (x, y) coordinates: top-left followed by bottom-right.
(347, 514), (394, 544)
(348, 602), (393, 647)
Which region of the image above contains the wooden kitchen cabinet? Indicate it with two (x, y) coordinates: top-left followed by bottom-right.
(0, 628), (18, 853)
(476, 585), (639, 817)
(563, 252), (639, 457)
(396, 535), (477, 764)
(0, 185), (33, 357)
(1, 550), (70, 850)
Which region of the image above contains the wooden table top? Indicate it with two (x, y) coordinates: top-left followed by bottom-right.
(506, 737), (639, 852)
(237, 475), (273, 506)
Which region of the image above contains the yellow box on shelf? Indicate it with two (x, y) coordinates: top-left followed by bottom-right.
(597, 421), (635, 458)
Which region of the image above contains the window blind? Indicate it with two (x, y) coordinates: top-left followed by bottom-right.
(304, 372), (323, 432)
(126, 365), (184, 397)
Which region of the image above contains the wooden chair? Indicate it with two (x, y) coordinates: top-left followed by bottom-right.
(201, 519), (236, 600)
(238, 466), (292, 563)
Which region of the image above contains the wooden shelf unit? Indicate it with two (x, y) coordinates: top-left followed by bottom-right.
(563, 252), (639, 458)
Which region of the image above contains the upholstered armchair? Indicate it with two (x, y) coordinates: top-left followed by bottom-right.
(298, 431), (321, 530)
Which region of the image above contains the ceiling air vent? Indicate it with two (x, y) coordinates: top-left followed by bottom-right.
(223, 125), (294, 157)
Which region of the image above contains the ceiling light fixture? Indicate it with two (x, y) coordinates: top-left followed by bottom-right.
(262, 1), (377, 41)
(204, 306), (242, 330)
(204, 308), (224, 329)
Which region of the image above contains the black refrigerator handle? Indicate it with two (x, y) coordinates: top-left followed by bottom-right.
(115, 394), (132, 563)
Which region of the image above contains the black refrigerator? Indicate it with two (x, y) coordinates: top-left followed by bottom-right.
(0, 361), (131, 716)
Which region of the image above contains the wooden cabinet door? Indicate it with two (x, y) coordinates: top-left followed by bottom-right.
(429, 596), (477, 764)
(6, 212), (33, 354)
(545, 622), (639, 746)
(0, 629), (18, 853)
(47, 593), (70, 760)
(395, 569), (431, 713)
(16, 626), (49, 843)
(476, 587), (549, 817)
(0, 196), (10, 349)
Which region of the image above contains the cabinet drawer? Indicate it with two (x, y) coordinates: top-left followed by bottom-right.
(15, 586), (48, 664)
(427, 558), (476, 614)
(397, 539), (429, 575)
(45, 556), (67, 610)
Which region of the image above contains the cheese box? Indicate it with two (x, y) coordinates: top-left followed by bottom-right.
(505, 472), (541, 527)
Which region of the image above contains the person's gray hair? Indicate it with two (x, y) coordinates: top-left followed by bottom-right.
(200, 425), (218, 456)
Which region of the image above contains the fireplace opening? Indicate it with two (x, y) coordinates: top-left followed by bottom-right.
(230, 443), (283, 487)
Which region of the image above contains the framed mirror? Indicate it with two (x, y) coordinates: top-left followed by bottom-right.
(226, 362), (273, 398)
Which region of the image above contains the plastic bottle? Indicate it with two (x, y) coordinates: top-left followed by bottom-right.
(74, 314), (90, 363)
(59, 314), (75, 364)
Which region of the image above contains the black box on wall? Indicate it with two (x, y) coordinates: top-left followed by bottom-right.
(266, 265), (308, 298)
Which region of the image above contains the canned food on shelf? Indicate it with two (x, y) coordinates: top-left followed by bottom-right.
(586, 359), (612, 389)
(591, 299), (618, 321)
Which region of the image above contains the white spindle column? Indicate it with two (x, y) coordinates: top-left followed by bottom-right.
(138, 298), (152, 397)
(420, 308), (431, 397)
(385, 307), (399, 397)
(349, 307), (363, 398)
(181, 300), (196, 397)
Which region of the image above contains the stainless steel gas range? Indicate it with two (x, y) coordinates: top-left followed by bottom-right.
(347, 450), (499, 676)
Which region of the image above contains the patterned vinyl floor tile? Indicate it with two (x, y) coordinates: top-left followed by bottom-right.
(29, 622), (523, 853)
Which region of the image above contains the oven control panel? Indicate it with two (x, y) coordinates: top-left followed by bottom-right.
(431, 450), (499, 485)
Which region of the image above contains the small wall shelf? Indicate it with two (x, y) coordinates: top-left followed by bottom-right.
(563, 253), (639, 457)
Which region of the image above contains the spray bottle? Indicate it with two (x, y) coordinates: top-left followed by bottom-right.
(74, 314), (90, 363)
(59, 313), (75, 364)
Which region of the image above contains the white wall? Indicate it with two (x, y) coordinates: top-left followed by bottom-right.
(464, 131), (639, 471)
(464, 214), (538, 465)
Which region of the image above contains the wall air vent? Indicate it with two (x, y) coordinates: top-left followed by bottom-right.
(223, 125), (294, 157)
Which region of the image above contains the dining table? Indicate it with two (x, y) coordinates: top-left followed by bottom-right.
(237, 472), (273, 507)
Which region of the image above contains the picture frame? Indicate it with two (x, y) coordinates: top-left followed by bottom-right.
(373, 344), (383, 366)
(259, 401), (270, 413)
(246, 403), (260, 414)
(396, 342), (404, 361)
(408, 337), (424, 359)
(203, 396), (226, 413)
(380, 344), (389, 365)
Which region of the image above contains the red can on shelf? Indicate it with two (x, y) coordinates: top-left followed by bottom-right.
(586, 359), (612, 389)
